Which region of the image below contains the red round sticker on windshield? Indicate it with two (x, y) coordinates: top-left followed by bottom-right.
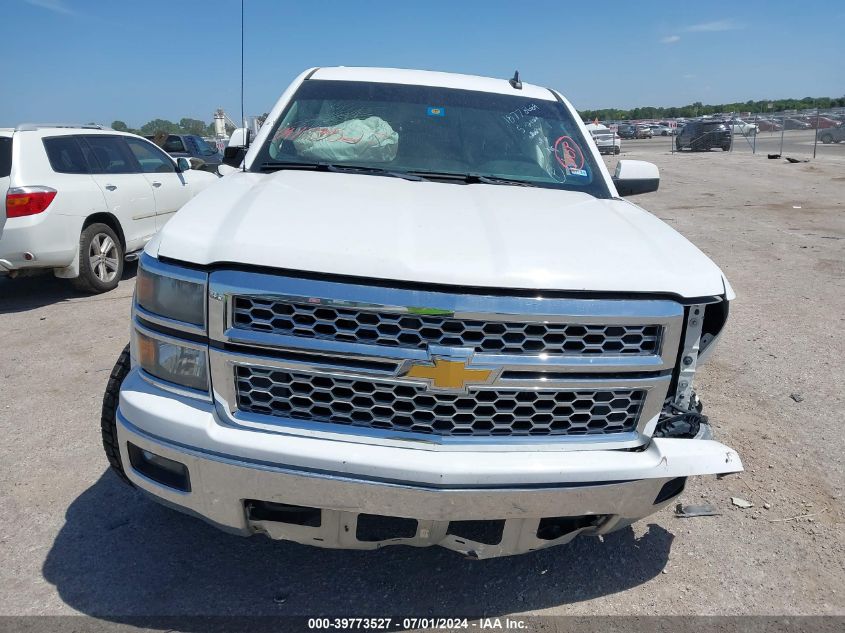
(554, 136), (585, 171)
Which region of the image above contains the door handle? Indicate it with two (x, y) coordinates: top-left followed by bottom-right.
(105, 184), (117, 191)
(151, 181), (162, 188)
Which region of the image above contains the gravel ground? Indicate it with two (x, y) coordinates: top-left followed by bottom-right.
(0, 151), (842, 620)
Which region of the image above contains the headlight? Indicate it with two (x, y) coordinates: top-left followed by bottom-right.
(135, 329), (208, 392)
(136, 255), (206, 327)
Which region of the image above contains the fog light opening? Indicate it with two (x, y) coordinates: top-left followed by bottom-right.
(536, 515), (604, 541)
(127, 443), (191, 492)
(356, 514), (418, 542)
(447, 520), (505, 545)
(654, 477), (687, 504)
(245, 500), (322, 527)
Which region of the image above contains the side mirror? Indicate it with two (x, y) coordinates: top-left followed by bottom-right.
(222, 146), (247, 168)
(175, 157), (192, 172)
(228, 127), (250, 148)
(612, 160), (659, 196)
(222, 128), (250, 168)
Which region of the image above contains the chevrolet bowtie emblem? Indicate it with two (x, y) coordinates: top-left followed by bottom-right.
(404, 358), (493, 391)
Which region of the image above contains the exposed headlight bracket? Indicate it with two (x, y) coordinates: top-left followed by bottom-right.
(674, 303), (704, 408)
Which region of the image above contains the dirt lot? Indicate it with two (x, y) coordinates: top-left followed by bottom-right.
(0, 151), (843, 620)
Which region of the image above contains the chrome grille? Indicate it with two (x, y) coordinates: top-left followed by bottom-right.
(235, 366), (645, 437)
(210, 270), (684, 447)
(232, 297), (662, 356)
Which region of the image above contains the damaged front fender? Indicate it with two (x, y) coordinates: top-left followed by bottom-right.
(648, 437), (742, 478)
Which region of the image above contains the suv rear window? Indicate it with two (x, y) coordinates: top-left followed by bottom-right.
(43, 136), (91, 174)
(0, 137), (11, 177)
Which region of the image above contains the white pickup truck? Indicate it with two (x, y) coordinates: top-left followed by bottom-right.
(103, 67), (742, 559)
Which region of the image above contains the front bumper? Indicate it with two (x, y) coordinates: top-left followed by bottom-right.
(117, 369), (742, 558)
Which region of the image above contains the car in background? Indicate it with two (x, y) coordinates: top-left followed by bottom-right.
(676, 120), (731, 151)
(756, 118), (782, 132)
(0, 124), (218, 292)
(145, 133), (222, 172)
(801, 115), (840, 129)
(204, 137), (227, 153)
(817, 125), (845, 144)
(781, 118), (811, 130)
(648, 124), (673, 136)
(728, 119), (758, 137)
(589, 127), (621, 154)
(635, 124), (653, 139)
(616, 123), (637, 139)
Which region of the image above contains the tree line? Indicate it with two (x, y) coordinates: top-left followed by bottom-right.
(108, 114), (270, 137)
(109, 118), (216, 137)
(579, 96), (845, 122)
(108, 97), (845, 134)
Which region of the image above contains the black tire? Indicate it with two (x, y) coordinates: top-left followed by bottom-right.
(101, 344), (133, 486)
(613, 146), (620, 155)
(820, 134), (833, 144)
(722, 145), (731, 151)
(71, 223), (124, 293)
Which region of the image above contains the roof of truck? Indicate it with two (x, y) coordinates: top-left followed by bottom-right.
(309, 66), (558, 101)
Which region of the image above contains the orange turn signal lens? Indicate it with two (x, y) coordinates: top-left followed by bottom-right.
(136, 331), (158, 368)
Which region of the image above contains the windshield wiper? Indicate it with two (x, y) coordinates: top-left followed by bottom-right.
(471, 175), (538, 187)
(260, 162), (538, 186)
(405, 171), (538, 187)
(260, 161), (426, 182)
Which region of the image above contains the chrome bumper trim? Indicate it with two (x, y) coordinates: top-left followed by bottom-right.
(117, 414), (684, 558)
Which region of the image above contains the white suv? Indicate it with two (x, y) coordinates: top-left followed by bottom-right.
(0, 125), (217, 293)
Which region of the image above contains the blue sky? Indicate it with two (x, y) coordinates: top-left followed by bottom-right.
(1, 0), (843, 127)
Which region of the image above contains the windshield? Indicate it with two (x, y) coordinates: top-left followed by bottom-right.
(187, 135), (217, 156)
(254, 80), (610, 197)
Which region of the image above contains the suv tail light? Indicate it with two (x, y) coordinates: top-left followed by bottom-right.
(6, 186), (57, 218)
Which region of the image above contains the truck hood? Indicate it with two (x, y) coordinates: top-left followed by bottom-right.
(154, 170), (729, 298)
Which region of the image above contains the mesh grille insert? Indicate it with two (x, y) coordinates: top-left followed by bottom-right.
(235, 366), (644, 437)
(232, 297), (662, 356)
